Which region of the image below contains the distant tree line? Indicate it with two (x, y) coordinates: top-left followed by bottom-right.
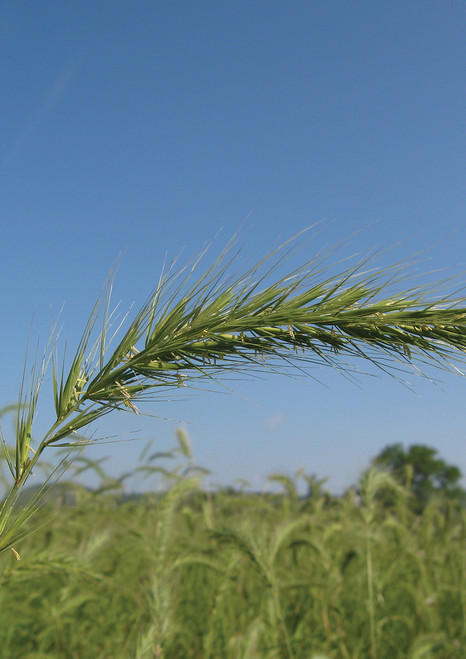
(369, 443), (465, 512)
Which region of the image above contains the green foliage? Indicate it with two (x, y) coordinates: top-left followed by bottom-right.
(372, 443), (466, 512)
(0, 455), (464, 659)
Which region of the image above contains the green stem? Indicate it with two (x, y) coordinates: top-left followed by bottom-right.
(366, 531), (376, 659)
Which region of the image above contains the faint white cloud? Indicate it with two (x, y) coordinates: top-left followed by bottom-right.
(266, 413), (285, 429)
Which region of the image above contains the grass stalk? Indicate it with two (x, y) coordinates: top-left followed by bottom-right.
(2, 228), (466, 555)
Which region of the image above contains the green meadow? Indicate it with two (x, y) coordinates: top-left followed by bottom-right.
(0, 436), (464, 659)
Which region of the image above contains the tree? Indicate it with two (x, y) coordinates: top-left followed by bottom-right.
(372, 443), (465, 510)
(3, 229), (466, 555)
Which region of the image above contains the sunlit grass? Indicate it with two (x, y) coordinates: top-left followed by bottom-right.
(2, 225), (466, 630)
(0, 437), (463, 658)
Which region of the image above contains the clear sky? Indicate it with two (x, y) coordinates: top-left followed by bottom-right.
(1, 2), (465, 492)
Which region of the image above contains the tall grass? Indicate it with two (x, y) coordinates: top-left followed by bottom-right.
(2, 228), (466, 590)
(0, 439), (463, 658)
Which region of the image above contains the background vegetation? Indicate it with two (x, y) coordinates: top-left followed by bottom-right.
(0, 430), (464, 659)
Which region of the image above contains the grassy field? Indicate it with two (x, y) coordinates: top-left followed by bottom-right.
(0, 447), (464, 659)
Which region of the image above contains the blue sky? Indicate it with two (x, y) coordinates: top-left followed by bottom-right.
(1, 2), (465, 492)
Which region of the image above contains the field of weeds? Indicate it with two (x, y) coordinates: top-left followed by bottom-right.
(0, 450), (464, 659)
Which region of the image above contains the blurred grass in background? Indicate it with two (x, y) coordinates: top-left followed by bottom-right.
(0, 431), (463, 659)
